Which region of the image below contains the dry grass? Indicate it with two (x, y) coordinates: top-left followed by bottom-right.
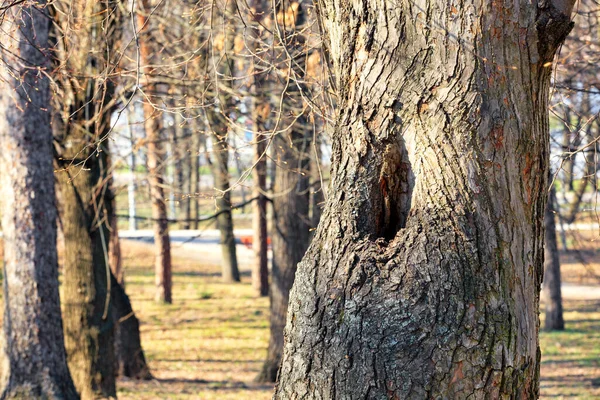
(0, 237), (597, 398)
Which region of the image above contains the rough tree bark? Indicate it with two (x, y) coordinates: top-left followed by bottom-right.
(138, 0), (173, 302)
(543, 183), (565, 330)
(206, 0), (240, 282)
(52, 1), (121, 397)
(275, 0), (576, 397)
(0, 2), (78, 398)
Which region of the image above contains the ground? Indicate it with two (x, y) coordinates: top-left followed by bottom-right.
(114, 239), (600, 399)
(0, 236), (598, 398)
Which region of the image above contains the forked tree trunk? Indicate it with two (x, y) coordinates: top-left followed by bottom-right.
(139, 0), (173, 303)
(275, 0), (575, 397)
(543, 184), (565, 330)
(0, 2), (78, 397)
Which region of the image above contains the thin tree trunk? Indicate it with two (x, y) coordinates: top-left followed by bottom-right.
(128, 108), (138, 231)
(211, 131), (241, 282)
(206, 0), (240, 282)
(0, 3), (78, 397)
(138, 0), (173, 303)
(544, 183), (565, 330)
(252, 109), (269, 297)
(190, 128), (201, 230)
(250, 0), (270, 297)
(275, 0), (575, 397)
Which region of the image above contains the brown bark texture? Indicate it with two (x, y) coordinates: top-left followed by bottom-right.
(275, 0), (575, 397)
(543, 184), (565, 330)
(0, 2), (78, 398)
(52, 0), (123, 397)
(138, 0), (173, 303)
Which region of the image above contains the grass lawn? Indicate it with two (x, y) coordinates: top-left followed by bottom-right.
(0, 239), (598, 398)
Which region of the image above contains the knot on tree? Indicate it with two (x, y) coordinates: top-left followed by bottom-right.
(536, 1), (574, 62)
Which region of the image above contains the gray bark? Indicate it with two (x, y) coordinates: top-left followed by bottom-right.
(275, 0), (575, 397)
(0, 2), (78, 398)
(543, 184), (565, 330)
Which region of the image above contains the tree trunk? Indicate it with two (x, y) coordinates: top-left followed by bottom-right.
(138, 0), (173, 303)
(250, 0), (270, 297)
(210, 131), (241, 282)
(52, 1), (121, 397)
(275, 0), (575, 397)
(105, 176), (152, 377)
(0, 3), (78, 398)
(258, 116), (312, 382)
(57, 134), (117, 400)
(544, 183), (565, 330)
(111, 272), (153, 380)
(206, 0), (240, 282)
(190, 127), (201, 230)
(252, 119), (270, 297)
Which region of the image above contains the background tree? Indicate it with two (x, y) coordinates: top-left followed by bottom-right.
(0, 1), (78, 397)
(257, 0), (313, 382)
(138, 0), (173, 303)
(275, 0), (576, 397)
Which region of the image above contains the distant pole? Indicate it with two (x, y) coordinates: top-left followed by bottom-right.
(128, 108), (137, 231)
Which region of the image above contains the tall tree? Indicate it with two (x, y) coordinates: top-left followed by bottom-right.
(205, 0), (241, 282)
(0, 2), (78, 398)
(52, 0), (123, 396)
(249, 0), (270, 297)
(138, 0), (173, 302)
(257, 0), (312, 382)
(543, 182), (565, 330)
(275, 0), (576, 397)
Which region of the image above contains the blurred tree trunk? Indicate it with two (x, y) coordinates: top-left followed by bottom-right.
(258, 3), (312, 381)
(250, 0), (270, 297)
(544, 183), (565, 330)
(275, 0), (575, 397)
(0, 2), (78, 397)
(190, 125), (201, 230)
(139, 0), (173, 303)
(206, 0), (240, 282)
(105, 177), (152, 378)
(111, 272), (153, 379)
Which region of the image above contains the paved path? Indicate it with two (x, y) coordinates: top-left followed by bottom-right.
(121, 230), (600, 300)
